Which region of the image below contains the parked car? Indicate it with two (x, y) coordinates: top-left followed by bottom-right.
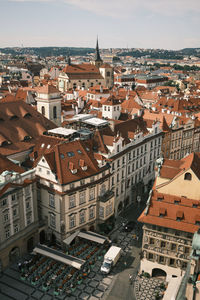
(123, 221), (136, 232)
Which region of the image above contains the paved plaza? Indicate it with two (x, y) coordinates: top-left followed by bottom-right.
(0, 203), (147, 300)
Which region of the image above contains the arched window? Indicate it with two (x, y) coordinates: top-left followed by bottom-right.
(41, 106), (45, 115)
(184, 172), (192, 181)
(53, 106), (57, 119)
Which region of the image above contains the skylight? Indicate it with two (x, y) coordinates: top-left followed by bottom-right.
(41, 143), (45, 148)
(67, 152), (75, 157)
(77, 149), (82, 154)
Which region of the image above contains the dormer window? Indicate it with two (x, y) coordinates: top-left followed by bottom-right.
(184, 172), (192, 181)
(174, 199), (180, 205)
(79, 159), (87, 171)
(159, 208), (166, 217)
(69, 162), (77, 174)
(157, 196), (164, 201)
(176, 211), (184, 221)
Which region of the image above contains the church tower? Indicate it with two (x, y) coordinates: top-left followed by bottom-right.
(35, 84), (62, 127)
(92, 37), (103, 68)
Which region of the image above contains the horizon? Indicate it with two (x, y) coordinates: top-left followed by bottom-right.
(1, 0), (200, 50)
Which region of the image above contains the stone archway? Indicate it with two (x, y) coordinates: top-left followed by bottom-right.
(9, 247), (20, 263)
(152, 268), (167, 279)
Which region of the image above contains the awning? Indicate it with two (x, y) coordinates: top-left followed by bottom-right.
(33, 244), (85, 270)
(63, 231), (80, 245)
(77, 231), (108, 244)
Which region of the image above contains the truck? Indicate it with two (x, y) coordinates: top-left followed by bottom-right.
(100, 246), (122, 274)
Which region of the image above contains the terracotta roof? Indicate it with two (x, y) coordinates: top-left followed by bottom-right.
(102, 95), (121, 106)
(138, 190), (200, 233)
(42, 139), (107, 185)
(0, 154), (24, 174)
(0, 100), (56, 156)
(36, 84), (59, 94)
(62, 64), (103, 81)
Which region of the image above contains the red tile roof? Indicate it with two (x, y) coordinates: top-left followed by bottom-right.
(138, 190), (200, 233)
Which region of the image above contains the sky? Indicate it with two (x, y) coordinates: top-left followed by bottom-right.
(1, 0), (200, 50)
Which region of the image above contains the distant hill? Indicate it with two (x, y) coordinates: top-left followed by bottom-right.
(0, 47), (95, 57)
(180, 48), (200, 56)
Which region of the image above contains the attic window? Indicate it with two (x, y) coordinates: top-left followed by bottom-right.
(10, 115), (18, 120)
(47, 144), (51, 149)
(77, 150), (82, 154)
(24, 136), (31, 141)
(193, 203), (198, 208)
(24, 113), (31, 118)
(67, 152), (75, 157)
(159, 208), (166, 217)
(184, 172), (192, 181)
(60, 154), (64, 159)
(41, 143), (45, 148)
(86, 147), (90, 152)
(176, 211), (184, 221)
(174, 199), (180, 205)
(157, 196), (164, 201)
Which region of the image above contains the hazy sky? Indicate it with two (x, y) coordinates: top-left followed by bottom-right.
(1, 0), (200, 50)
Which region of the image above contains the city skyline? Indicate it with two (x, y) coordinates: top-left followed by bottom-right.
(1, 0), (200, 50)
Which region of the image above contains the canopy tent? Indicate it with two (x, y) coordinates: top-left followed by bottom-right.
(77, 231), (109, 244)
(63, 231), (80, 246)
(33, 244), (85, 270)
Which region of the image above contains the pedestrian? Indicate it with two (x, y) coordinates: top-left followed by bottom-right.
(129, 274), (133, 284)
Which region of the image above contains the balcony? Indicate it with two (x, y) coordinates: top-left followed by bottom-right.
(98, 190), (114, 203)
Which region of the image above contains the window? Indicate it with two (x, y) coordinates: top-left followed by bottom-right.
(149, 238), (154, 244)
(117, 145), (120, 153)
(67, 152), (75, 157)
(159, 256), (165, 264)
(128, 166), (130, 175)
(2, 198), (7, 206)
(117, 159), (120, 167)
(4, 213), (9, 222)
(53, 106), (57, 119)
(128, 152), (131, 160)
(90, 176), (95, 183)
(169, 258), (175, 266)
(148, 253), (154, 260)
(132, 163), (134, 172)
(68, 183), (74, 190)
(89, 188), (95, 201)
(133, 150), (135, 158)
(185, 247), (190, 254)
(14, 224), (19, 233)
(122, 170), (124, 178)
(89, 206), (95, 219)
(26, 201), (30, 210)
(121, 183), (124, 193)
(99, 206), (104, 217)
(41, 106), (45, 115)
(108, 106), (110, 111)
(5, 229), (10, 239)
(112, 163), (115, 171)
(11, 194), (16, 201)
(69, 215), (76, 228)
(80, 210), (85, 224)
(13, 208), (17, 217)
(104, 106), (107, 111)
(122, 156), (125, 164)
(106, 203), (112, 216)
(161, 241), (166, 248)
(79, 191), (86, 205)
(69, 194), (76, 208)
(171, 243), (176, 251)
(80, 179), (85, 186)
(50, 213), (56, 228)
(27, 214), (32, 225)
(117, 174), (119, 182)
(184, 172), (192, 181)
(112, 177), (114, 186)
(25, 186), (30, 197)
(49, 193), (55, 208)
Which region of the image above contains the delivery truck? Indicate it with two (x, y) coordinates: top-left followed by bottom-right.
(100, 246), (122, 274)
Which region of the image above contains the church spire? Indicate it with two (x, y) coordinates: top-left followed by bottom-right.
(95, 36), (102, 62)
